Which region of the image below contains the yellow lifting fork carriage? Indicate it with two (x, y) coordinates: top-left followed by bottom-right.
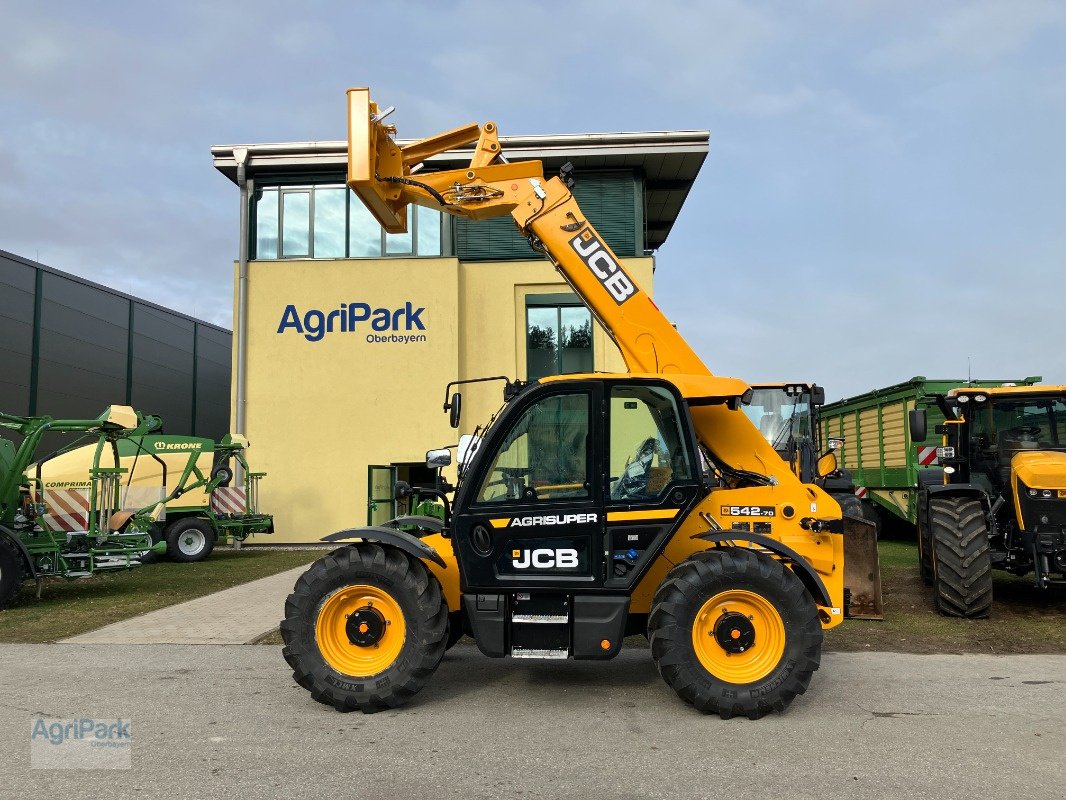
(281, 89), (878, 719)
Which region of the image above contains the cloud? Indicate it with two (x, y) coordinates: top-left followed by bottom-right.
(864, 0), (1065, 72)
(0, 0), (1063, 398)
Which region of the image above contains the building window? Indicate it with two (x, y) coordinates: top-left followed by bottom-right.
(254, 183), (445, 260)
(526, 295), (593, 380)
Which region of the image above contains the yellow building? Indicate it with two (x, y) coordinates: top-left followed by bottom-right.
(211, 132), (708, 543)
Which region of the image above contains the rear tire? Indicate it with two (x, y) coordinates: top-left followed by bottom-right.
(281, 543), (448, 713)
(165, 518), (216, 563)
(916, 492), (934, 585)
(0, 539), (25, 610)
(648, 548), (822, 720)
(930, 497), (993, 618)
(138, 524), (166, 564)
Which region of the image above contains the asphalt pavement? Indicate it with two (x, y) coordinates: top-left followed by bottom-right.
(1, 643), (1062, 799)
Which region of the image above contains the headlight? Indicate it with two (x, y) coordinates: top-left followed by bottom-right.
(1029, 488), (1039, 497)
(1042, 489), (1053, 498)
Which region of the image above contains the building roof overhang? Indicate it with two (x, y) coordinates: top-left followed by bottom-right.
(211, 130), (708, 251)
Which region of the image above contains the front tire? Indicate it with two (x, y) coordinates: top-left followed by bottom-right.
(138, 524), (166, 564)
(930, 497), (993, 618)
(281, 543), (448, 713)
(649, 548), (822, 720)
(165, 518), (216, 563)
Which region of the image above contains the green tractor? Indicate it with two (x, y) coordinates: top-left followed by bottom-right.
(0, 405), (169, 608)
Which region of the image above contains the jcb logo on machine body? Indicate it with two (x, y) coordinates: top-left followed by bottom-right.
(569, 229), (637, 305)
(511, 548), (580, 569)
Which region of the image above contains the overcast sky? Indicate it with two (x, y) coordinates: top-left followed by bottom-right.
(1, 1), (1063, 400)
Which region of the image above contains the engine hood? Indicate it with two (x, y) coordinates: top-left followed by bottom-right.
(1012, 451), (1066, 490)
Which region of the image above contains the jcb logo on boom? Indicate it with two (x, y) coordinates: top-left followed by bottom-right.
(569, 229), (637, 305)
(511, 548), (580, 569)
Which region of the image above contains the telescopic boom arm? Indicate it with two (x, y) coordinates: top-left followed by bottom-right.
(345, 88), (810, 484)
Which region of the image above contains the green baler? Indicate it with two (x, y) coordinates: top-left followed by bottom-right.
(819, 376), (1041, 527)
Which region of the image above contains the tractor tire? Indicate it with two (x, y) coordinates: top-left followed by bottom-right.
(857, 500), (882, 539)
(648, 547), (823, 720)
(280, 543), (448, 713)
(138, 524), (166, 565)
(929, 497), (993, 618)
(916, 492), (934, 586)
(165, 518), (216, 563)
(835, 492), (862, 519)
(834, 493), (881, 538)
(0, 539), (25, 610)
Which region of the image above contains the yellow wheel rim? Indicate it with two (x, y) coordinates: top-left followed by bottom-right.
(691, 589), (786, 684)
(315, 584), (406, 677)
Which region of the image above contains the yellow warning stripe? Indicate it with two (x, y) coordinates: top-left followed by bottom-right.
(489, 518), (510, 529)
(606, 508), (680, 523)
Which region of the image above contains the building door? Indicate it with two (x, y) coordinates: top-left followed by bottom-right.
(367, 465), (397, 525)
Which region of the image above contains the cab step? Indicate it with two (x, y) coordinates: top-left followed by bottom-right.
(511, 613), (569, 624)
(511, 648), (569, 659)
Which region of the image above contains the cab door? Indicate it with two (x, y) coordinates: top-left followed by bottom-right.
(603, 381), (703, 589)
(452, 383), (603, 592)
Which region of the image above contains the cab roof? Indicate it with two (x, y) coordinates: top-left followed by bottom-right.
(539, 373), (750, 403)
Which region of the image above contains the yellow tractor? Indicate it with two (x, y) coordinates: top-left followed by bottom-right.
(281, 89), (877, 719)
(910, 384), (1066, 616)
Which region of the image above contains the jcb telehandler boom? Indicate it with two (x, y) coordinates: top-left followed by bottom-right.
(282, 88), (868, 719)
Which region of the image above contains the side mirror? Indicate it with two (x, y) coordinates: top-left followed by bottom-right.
(816, 451), (838, 479)
(426, 448), (452, 468)
(909, 408), (927, 442)
(447, 392), (462, 429)
(457, 434), (480, 467)
(811, 386), (826, 406)
(827, 437), (844, 451)
(393, 480), (413, 500)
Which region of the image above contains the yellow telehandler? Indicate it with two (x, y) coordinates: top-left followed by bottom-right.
(281, 89), (877, 719)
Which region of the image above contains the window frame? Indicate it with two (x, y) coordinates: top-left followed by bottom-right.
(466, 385), (600, 510)
(604, 379), (701, 507)
(525, 293), (594, 381)
(252, 178), (447, 261)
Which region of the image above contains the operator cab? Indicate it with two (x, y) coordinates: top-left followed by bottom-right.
(435, 373), (737, 660)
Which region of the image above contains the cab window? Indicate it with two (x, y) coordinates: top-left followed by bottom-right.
(609, 385), (692, 501)
(476, 393), (590, 503)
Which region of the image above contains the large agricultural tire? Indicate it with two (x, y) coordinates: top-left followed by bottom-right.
(835, 492), (862, 519)
(165, 518), (216, 563)
(857, 500), (882, 539)
(281, 543), (448, 713)
(648, 547), (823, 720)
(929, 497), (993, 618)
(916, 493), (934, 586)
(833, 493), (881, 539)
(0, 539), (25, 610)
(138, 524), (166, 565)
